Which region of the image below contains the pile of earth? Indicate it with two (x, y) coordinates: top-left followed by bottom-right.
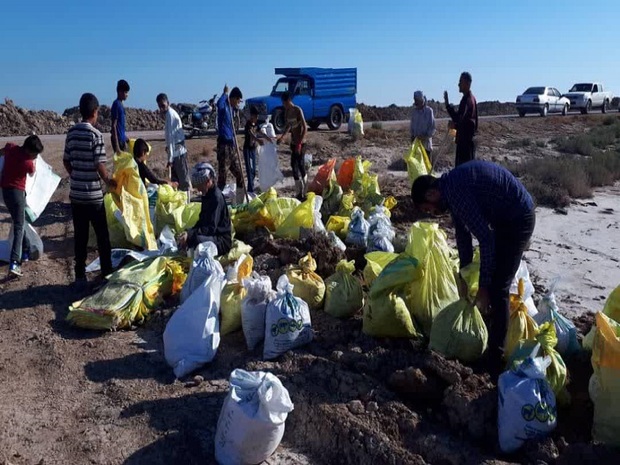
(357, 100), (517, 122)
(62, 105), (163, 132)
(0, 99), (72, 137)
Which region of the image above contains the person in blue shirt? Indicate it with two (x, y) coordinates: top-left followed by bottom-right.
(111, 79), (130, 153)
(217, 84), (244, 204)
(411, 160), (536, 376)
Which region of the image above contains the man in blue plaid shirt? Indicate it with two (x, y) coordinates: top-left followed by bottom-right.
(411, 160), (536, 375)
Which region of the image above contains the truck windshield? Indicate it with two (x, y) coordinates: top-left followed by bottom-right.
(272, 79), (294, 95)
(570, 84), (593, 92)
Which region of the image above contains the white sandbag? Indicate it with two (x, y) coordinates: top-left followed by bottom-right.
(0, 223), (44, 263)
(348, 108), (357, 134)
(510, 260), (538, 317)
(180, 241), (224, 303)
(263, 275), (313, 360)
(498, 346), (557, 453)
(257, 122), (283, 191)
(328, 231), (346, 252)
(157, 225), (178, 254)
(345, 207), (369, 247)
(215, 369), (294, 465)
(366, 206), (395, 253)
(534, 280), (580, 356)
(25, 157), (61, 221)
(164, 268), (225, 378)
(241, 273), (274, 351)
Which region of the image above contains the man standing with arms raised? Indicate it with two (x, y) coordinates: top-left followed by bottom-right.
(444, 72), (478, 166)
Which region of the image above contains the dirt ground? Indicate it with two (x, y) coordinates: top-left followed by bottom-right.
(1, 115), (619, 465)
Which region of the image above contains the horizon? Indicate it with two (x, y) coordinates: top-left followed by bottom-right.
(1, 1), (619, 113)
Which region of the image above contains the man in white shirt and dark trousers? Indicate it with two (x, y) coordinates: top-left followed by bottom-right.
(156, 93), (191, 198)
(410, 90), (436, 160)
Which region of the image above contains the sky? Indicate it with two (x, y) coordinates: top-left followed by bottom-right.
(1, 0), (619, 112)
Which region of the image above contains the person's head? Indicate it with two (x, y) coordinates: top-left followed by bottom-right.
(133, 138), (150, 162)
(281, 91), (293, 108)
(156, 93), (169, 113)
(458, 72), (472, 94)
(79, 93), (99, 122)
(249, 105), (259, 123)
(413, 90), (425, 109)
(191, 162), (216, 194)
(410, 175), (447, 215)
(229, 87), (243, 109)
(22, 134), (44, 158)
(117, 79), (130, 101)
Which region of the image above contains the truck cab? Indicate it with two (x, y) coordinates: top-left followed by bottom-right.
(245, 67), (357, 133)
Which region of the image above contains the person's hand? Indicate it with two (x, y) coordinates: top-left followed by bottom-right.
(448, 121), (456, 130)
(257, 139), (264, 146)
(475, 287), (491, 315)
(166, 161), (172, 168)
(177, 232), (188, 249)
(106, 178), (118, 189)
(224, 84), (229, 94)
(168, 181), (179, 189)
(443, 91), (449, 106)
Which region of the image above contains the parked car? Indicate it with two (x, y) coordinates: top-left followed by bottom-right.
(516, 86), (570, 117)
(244, 67), (357, 133)
(563, 83), (613, 114)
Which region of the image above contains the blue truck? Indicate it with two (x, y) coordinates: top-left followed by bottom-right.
(245, 67), (357, 133)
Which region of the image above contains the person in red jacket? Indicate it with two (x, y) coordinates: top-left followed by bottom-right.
(0, 135), (44, 277)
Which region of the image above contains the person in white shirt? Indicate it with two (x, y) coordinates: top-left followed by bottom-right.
(156, 93), (191, 193)
(410, 90), (436, 158)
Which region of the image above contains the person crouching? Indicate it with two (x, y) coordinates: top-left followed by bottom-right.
(177, 163), (232, 255)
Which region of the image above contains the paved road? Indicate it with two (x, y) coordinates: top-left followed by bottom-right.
(1, 110), (615, 144)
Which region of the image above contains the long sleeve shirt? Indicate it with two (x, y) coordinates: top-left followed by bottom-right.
(217, 93), (235, 144)
(410, 106), (436, 152)
(188, 187), (232, 255)
(446, 91), (478, 144)
(136, 159), (167, 185)
(439, 161), (534, 288)
(164, 108), (187, 163)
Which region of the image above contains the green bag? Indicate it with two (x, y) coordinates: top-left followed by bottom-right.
(324, 260), (364, 318)
(429, 299), (488, 363)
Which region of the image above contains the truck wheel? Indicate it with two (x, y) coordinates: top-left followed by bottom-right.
(562, 104), (568, 116)
(272, 108), (286, 134)
(583, 100), (591, 115)
(540, 104), (548, 117)
(327, 106), (344, 130)
(308, 120), (321, 130)
(518, 111), (525, 117)
(602, 100), (608, 114)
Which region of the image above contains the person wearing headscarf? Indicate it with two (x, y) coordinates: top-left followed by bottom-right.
(410, 90), (436, 157)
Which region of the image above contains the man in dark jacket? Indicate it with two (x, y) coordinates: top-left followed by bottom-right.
(444, 72), (478, 166)
(178, 162), (232, 255)
(411, 161), (536, 376)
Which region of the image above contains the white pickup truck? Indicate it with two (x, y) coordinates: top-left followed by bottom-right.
(564, 83), (613, 114)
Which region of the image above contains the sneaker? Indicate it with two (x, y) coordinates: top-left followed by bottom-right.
(8, 262), (23, 277)
(21, 251), (30, 262)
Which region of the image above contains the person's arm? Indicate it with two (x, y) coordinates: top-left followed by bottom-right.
(165, 111), (174, 165)
(450, 188), (495, 289)
(110, 102), (120, 153)
(427, 107), (436, 138)
(298, 108), (307, 143)
(410, 112), (416, 142)
(142, 161), (167, 185)
(63, 139), (72, 175)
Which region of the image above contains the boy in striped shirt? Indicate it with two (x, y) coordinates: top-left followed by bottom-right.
(63, 93), (116, 286)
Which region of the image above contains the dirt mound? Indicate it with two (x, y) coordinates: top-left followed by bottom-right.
(357, 100), (517, 122)
(0, 99), (72, 136)
(62, 105), (163, 132)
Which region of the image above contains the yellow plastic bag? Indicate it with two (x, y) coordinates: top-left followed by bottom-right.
(405, 222), (459, 337)
(102, 193), (131, 248)
(337, 191), (356, 218)
(111, 152), (157, 250)
(350, 157), (372, 195)
(220, 254), (254, 335)
(383, 196), (397, 216)
(324, 260), (364, 318)
(275, 193), (316, 240)
(404, 138), (432, 183)
(590, 312), (620, 446)
(321, 175), (343, 219)
(67, 257), (188, 330)
(286, 253), (325, 310)
(264, 196), (300, 230)
(218, 240), (253, 268)
(429, 298), (488, 363)
(505, 279), (539, 359)
(459, 248), (481, 299)
(363, 251), (399, 287)
(584, 284), (620, 350)
(326, 216), (351, 240)
(363, 254), (423, 338)
(171, 202), (201, 233)
(155, 184), (188, 235)
(508, 322), (568, 397)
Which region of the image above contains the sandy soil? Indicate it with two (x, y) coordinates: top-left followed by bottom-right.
(0, 115), (619, 465)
